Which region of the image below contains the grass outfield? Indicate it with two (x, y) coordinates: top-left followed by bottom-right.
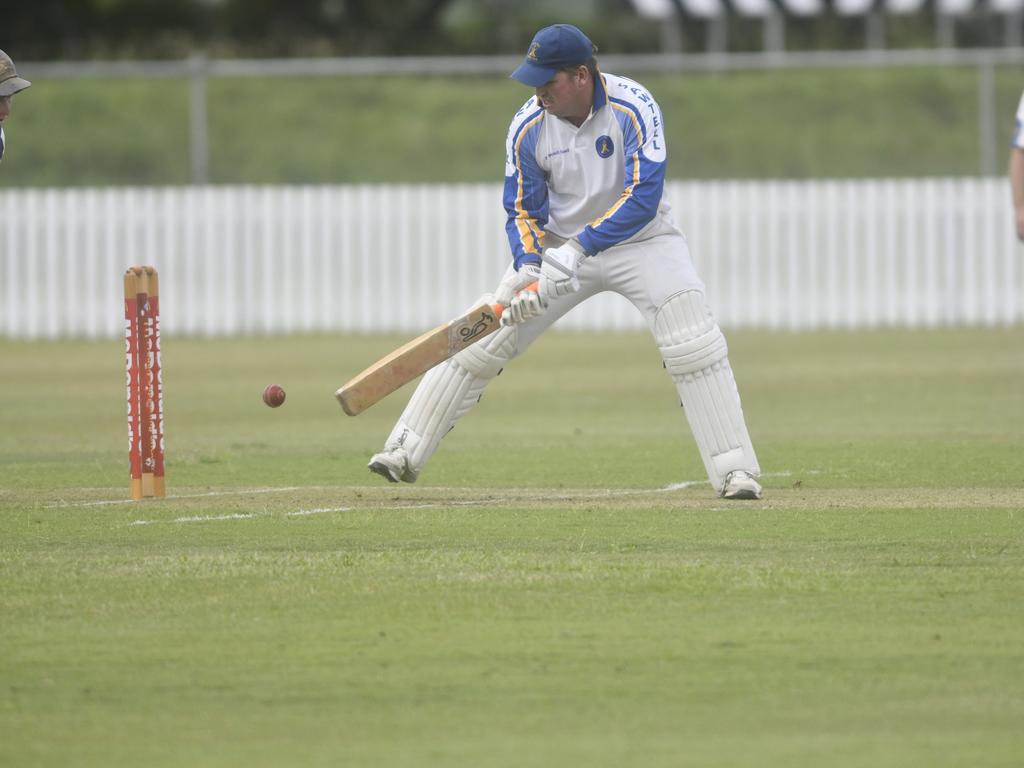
(2, 66), (1022, 186)
(1, 328), (1023, 767)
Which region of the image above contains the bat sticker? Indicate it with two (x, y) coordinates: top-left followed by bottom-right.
(458, 311), (495, 342)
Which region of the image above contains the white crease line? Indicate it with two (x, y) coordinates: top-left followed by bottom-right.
(127, 470), (821, 526)
(657, 480), (704, 492)
(539, 470), (800, 498)
(283, 478), (731, 518)
(131, 512), (257, 526)
(135, 497), (535, 525)
(291, 501), (462, 516)
(48, 487), (303, 508)
(134, 502), (444, 525)
(283, 471), (814, 520)
(64, 470), (814, 510)
(286, 500), (492, 519)
(287, 506), (353, 517)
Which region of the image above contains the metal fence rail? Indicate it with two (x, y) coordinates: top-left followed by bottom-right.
(1, 178), (1020, 340)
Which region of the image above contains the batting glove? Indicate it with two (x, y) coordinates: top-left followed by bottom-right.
(494, 263), (542, 307)
(539, 239), (585, 304)
(495, 263), (541, 327)
(500, 285), (545, 326)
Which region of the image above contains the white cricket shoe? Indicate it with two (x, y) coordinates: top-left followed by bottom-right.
(368, 447), (417, 484)
(721, 470), (762, 500)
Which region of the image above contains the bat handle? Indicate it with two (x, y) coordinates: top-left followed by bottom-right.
(492, 280), (540, 317)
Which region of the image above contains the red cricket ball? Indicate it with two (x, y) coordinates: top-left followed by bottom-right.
(262, 384), (286, 408)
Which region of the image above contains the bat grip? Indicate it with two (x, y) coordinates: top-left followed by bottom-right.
(492, 280), (539, 317)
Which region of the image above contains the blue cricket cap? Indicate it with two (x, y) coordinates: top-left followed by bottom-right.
(510, 24), (596, 88)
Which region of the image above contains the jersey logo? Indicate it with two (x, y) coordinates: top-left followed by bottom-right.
(595, 135), (614, 158)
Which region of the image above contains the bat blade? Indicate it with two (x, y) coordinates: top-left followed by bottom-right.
(336, 300), (504, 416)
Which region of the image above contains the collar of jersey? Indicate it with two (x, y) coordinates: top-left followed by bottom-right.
(593, 74), (608, 111)
(577, 74), (608, 126)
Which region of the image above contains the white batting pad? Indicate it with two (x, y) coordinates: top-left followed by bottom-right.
(655, 290), (760, 492)
(381, 325), (520, 479)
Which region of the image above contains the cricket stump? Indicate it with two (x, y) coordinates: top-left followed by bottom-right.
(124, 266), (166, 500)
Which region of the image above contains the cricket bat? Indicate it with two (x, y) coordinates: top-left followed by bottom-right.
(335, 283), (537, 416)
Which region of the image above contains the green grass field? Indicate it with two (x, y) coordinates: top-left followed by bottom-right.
(2, 66), (1021, 186)
(2, 328), (1023, 767)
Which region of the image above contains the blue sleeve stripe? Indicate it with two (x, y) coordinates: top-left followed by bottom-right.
(512, 113), (546, 255)
(590, 149), (639, 228)
(510, 106), (545, 150)
(608, 97), (647, 146)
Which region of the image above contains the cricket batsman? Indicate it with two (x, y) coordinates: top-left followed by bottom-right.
(369, 24), (763, 499)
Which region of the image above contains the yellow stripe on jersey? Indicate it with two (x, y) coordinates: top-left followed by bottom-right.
(590, 103), (643, 228)
(514, 113), (546, 255)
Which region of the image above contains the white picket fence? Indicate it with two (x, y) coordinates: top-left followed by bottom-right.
(1, 179), (1020, 339)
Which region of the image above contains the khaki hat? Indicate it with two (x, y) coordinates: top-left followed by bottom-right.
(0, 50), (31, 97)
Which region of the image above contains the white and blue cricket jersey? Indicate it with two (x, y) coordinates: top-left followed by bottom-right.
(503, 72), (678, 269)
